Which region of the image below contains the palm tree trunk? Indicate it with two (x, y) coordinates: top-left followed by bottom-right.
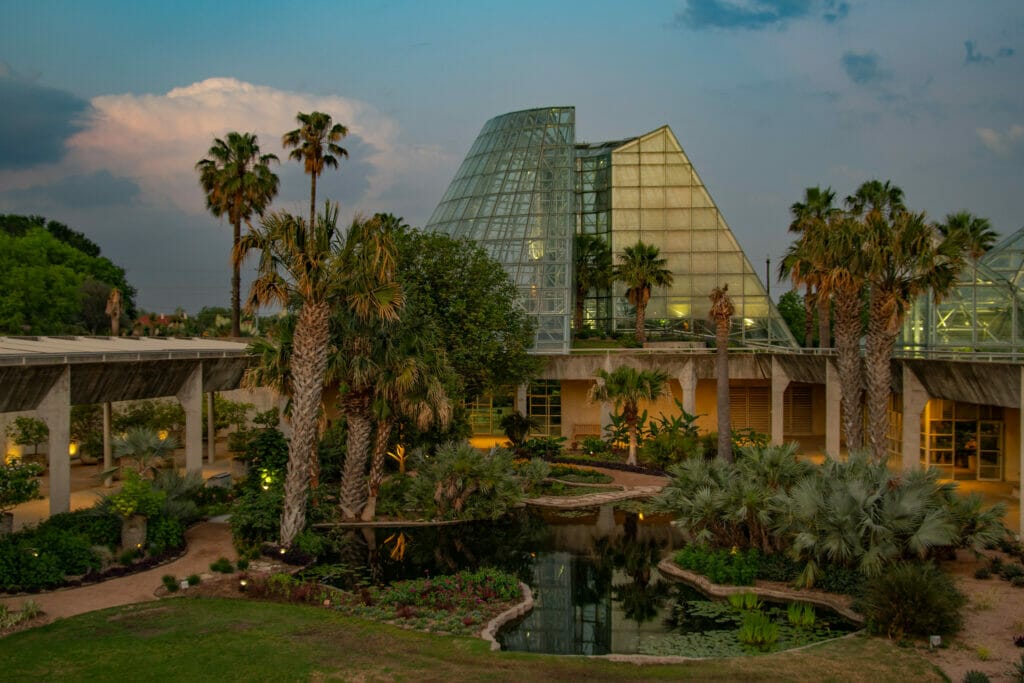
(716, 318), (732, 463)
(231, 218), (242, 338)
(865, 291), (897, 461)
(360, 420), (393, 522)
(833, 285), (864, 451)
(309, 173), (318, 232)
(574, 287), (586, 333)
(627, 421), (638, 466)
(635, 299), (647, 344)
(816, 293), (830, 349)
(278, 301), (330, 548)
(339, 391), (373, 520)
(803, 284), (814, 347)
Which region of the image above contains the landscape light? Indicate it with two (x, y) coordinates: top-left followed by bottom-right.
(68, 442), (78, 456)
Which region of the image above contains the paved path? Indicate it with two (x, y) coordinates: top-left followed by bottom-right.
(0, 521), (236, 620)
(526, 485), (664, 508)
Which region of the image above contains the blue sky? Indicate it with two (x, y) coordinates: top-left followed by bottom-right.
(1, 0), (1022, 312)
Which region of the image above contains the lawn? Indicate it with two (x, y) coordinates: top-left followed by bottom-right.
(0, 597), (946, 682)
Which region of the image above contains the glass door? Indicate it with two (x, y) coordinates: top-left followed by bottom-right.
(977, 420), (1003, 481)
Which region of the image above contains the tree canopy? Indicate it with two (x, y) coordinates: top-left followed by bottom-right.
(0, 215), (136, 334)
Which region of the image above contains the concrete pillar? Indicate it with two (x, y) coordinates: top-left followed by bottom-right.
(516, 384), (528, 418)
(102, 402), (113, 487)
(902, 365), (930, 472)
(678, 359), (697, 415)
(206, 392), (216, 464)
(176, 364), (203, 475)
(38, 367), (71, 515)
(770, 356), (789, 446)
(825, 361), (841, 458)
(1019, 368), (1023, 538)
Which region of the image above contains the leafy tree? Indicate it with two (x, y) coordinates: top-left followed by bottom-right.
(776, 290), (807, 345)
(236, 205), (402, 546)
(0, 460), (43, 515)
(0, 221), (136, 334)
(709, 284), (735, 463)
(614, 241), (673, 344)
(282, 111), (348, 231)
(196, 131), (280, 337)
(573, 232), (613, 333)
(587, 366), (669, 466)
(5, 417), (49, 456)
(394, 228), (537, 403)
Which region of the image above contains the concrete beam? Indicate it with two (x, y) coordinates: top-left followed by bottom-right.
(825, 360), (841, 458)
(902, 365), (930, 472)
(176, 364), (203, 474)
(38, 367), (71, 515)
(206, 392), (216, 464)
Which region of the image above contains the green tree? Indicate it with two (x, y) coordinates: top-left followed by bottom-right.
(196, 132), (280, 337)
(614, 241), (674, 344)
(776, 290), (807, 345)
(394, 228), (537, 404)
(236, 204), (402, 547)
(709, 284), (735, 463)
(587, 366), (669, 466)
(282, 111), (348, 231)
(573, 232), (613, 333)
(783, 186), (840, 348)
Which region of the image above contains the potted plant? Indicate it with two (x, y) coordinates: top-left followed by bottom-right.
(0, 459), (43, 535)
(107, 471), (165, 551)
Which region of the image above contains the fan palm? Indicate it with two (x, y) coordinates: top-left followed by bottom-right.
(573, 232), (613, 333)
(786, 186), (840, 347)
(614, 241), (673, 344)
(587, 366), (669, 466)
(234, 205), (402, 547)
(282, 111), (348, 231)
(937, 211), (998, 262)
(195, 132), (279, 337)
(860, 208), (964, 460)
(709, 284), (735, 463)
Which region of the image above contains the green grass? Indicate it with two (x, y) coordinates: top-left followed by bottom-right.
(0, 598), (947, 682)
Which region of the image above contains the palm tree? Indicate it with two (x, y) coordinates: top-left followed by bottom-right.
(587, 366), (669, 466)
(282, 111), (349, 230)
(573, 232), (613, 333)
(709, 284), (735, 463)
(937, 211), (998, 351)
(614, 241), (673, 344)
(234, 204), (402, 547)
(196, 132), (279, 337)
(861, 209), (964, 460)
(786, 187), (840, 348)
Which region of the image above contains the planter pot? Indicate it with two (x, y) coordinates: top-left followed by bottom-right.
(121, 514), (147, 552)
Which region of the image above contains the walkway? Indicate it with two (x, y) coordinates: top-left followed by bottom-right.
(527, 485), (664, 509)
(0, 520), (236, 620)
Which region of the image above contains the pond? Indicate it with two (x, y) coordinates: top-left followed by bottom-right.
(307, 505), (856, 657)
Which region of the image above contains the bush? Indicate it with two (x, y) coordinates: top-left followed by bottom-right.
(639, 431), (702, 470)
(376, 475), (414, 518)
(405, 443), (522, 521)
(963, 672), (990, 683)
(519, 436), (566, 460)
(236, 428), (289, 492)
(0, 460), (43, 512)
(514, 458), (551, 494)
(673, 545), (760, 586)
(210, 557), (234, 573)
(757, 553), (801, 583)
(975, 566), (992, 580)
(579, 436), (612, 456)
(146, 515), (185, 555)
(162, 574), (180, 592)
(229, 485), (284, 548)
(861, 562), (966, 640)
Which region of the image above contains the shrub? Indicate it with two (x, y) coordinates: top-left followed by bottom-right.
(963, 671), (990, 683)
(236, 558), (249, 570)
(162, 574), (179, 592)
(405, 443), (522, 521)
(1000, 563), (1024, 581)
(376, 474), (414, 518)
(579, 436), (611, 456)
(0, 460), (43, 512)
(1012, 576), (1024, 588)
(235, 428), (289, 492)
(229, 484), (284, 547)
(519, 436), (566, 460)
(673, 545), (760, 586)
(187, 574), (200, 586)
(106, 472), (165, 518)
(210, 557), (234, 573)
(861, 562), (966, 640)
(514, 458), (551, 494)
(639, 431), (702, 470)
(757, 553), (801, 583)
(974, 566), (992, 580)
(146, 515), (185, 555)
(1009, 654), (1024, 683)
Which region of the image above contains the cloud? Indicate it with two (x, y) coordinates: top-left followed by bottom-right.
(0, 65), (90, 170)
(841, 51), (890, 85)
(976, 124), (1024, 156)
(673, 0), (848, 31)
(964, 40), (1015, 65)
(0, 170), (139, 208)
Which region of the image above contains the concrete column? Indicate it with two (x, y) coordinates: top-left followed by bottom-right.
(1019, 368), (1023, 538)
(770, 356), (790, 446)
(516, 384), (528, 417)
(38, 367), (71, 515)
(102, 402), (113, 487)
(902, 365), (930, 472)
(176, 364), (203, 475)
(825, 361), (841, 458)
(206, 392), (216, 464)
(678, 359), (697, 415)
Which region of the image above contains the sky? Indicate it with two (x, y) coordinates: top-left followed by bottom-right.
(1, 0), (1022, 313)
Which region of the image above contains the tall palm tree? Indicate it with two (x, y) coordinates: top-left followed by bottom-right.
(587, 366), (669, 466)
(282, 111), (348, 230)
(787, 186), (840, 348)
(234, 204), (402, 547)
(709, 284), (735, 463)
(573, 232), (613, 333)
(861, 209), (965, 460)
(937, 211), (998, 350)
(811, 214), (868, 451)
(196, 132), (279, 337)
(614, 241), (674, 344)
